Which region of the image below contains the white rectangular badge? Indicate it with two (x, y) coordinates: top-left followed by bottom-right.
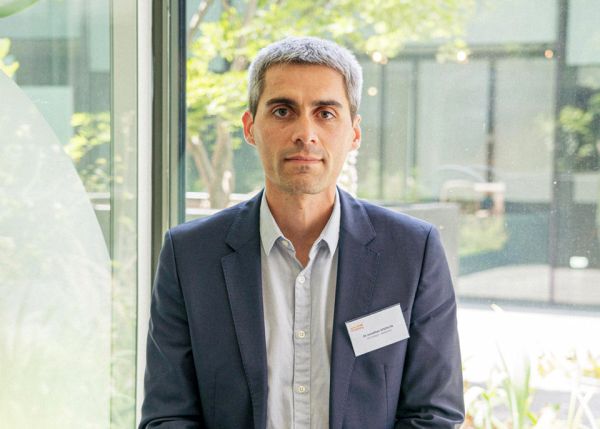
(345, 304), (409, 357)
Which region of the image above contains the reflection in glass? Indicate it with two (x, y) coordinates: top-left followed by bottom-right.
(0, 0), (137, 427)
(0, 69), (110, 428)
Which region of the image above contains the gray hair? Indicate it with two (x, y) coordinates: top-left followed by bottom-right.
(247, 36), (363, 118)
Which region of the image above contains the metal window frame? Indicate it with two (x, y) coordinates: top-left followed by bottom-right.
(151, 0), (186, 273)
(136, 0), (186, 424)
(135, 0), (153, 424)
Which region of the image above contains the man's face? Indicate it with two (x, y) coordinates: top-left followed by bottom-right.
(242, 64), (361, 196)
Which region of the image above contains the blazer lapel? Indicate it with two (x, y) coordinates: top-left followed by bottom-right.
(221, 192), (268, 429)
(330, 190), (380, 429)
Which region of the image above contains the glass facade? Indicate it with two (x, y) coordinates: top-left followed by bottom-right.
(0, 1), (139, 427)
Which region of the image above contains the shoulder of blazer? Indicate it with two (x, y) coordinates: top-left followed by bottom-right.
(167, 190), (263, 255)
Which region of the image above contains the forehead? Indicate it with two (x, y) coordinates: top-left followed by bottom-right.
(260, 64), (349, 106)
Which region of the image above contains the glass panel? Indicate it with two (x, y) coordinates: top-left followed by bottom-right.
(356, 60), (384, 200)
(416, 60), (490, 201)
(553, 63), (600, 305)
(0, 0), (138, 427)
(567, 0), (600, 66)
(463, 0), (557, 45)
(458, 58), (557, 301)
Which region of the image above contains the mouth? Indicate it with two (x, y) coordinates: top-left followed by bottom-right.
(284, 155), (322, 163)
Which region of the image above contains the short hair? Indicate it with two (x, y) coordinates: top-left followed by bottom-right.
(247, 36), (363, 118)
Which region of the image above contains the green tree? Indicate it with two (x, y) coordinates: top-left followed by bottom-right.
(65, 112), (111, 192)
(186, 0), (475, 208)
(559, 92), (600, 172)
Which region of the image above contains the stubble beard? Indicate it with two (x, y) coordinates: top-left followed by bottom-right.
(277, 163), (329, 196)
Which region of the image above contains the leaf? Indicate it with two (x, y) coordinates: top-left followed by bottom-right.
(0, 0), (39, 18)
(0, 38), (9, 58)
(560, 106), (593, 135)
(0, 60), (18, 77)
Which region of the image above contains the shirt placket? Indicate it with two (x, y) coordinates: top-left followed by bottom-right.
(292, 255), (311, 428)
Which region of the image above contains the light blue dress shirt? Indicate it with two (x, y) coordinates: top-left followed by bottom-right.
(259, 191), (340, 429)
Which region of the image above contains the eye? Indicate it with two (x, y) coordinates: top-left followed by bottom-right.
(273, 107), (290, 118)
(319, 110), (335, 120)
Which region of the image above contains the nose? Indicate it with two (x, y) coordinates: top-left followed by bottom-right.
(291, 114), (318, 145)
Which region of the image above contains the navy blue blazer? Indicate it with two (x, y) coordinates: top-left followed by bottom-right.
(140, 189), (464, 429)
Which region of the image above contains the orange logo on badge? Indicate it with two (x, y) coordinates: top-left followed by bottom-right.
(350, 322), (364, 332)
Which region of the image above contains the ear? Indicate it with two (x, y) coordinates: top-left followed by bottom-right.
(242, 110), (255, 146)
(351, 114), (361, 151)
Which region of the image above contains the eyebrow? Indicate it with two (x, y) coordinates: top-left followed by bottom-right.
(264, 97), (344, 109)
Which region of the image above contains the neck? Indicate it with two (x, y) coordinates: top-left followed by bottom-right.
(264, 185), (336, 266)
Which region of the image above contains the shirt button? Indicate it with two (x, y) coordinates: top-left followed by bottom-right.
(296, 330), (306, 339)
(298, 275), (306, 284)
(297, 385), (307, 394)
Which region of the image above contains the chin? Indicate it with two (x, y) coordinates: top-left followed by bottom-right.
(282, 179), (327, 196)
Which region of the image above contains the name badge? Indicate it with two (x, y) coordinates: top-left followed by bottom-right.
(345, 304), (409, 357)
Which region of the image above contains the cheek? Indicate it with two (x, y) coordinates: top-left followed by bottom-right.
(255, 143), (277, 170)
(260, 122), (288, 138)
(255, 127), (283, 150)
(328, 131), (355, 156)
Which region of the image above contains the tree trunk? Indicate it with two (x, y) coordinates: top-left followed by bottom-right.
(187, 0), (256, 209)
(208, 120), (234, 208)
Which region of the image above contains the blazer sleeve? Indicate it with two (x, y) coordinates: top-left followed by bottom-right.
(139, 230), (206, 429)
(394, 226), (465, 428)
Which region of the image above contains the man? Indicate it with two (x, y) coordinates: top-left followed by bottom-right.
(140, 36), (464, 429)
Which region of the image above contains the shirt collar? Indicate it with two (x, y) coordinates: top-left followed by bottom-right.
(259, 189), (341, 255)
(260, 192), (284, 255)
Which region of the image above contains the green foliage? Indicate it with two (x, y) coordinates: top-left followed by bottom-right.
(459, 214), (508, 257)
(498, 350), (536, 429)
(0, 38), (19, 77)
(0, 0), (38, 18)
(65, 112), (111, 193)
(463, 379), (505, 429)
(560, 106), (594, 135)
(582, 352), (600, 379)
(559, 92), (600, 172)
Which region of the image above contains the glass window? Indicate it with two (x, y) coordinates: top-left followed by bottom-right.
(416, 59), (490, 201)
(464, 0), (557, 45)
(0, 0), (139, 427)
(183, 0), (600, 426)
